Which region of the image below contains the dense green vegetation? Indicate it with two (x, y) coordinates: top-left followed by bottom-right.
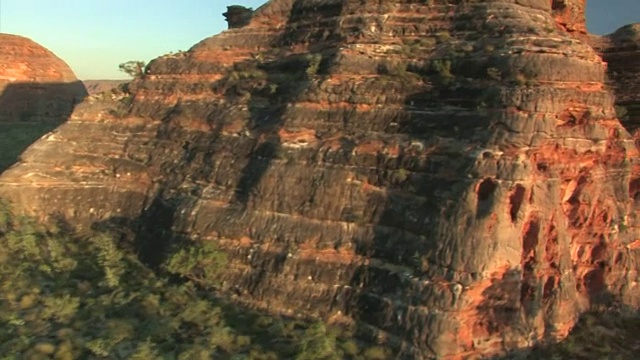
(0, 122), (58, 172)
(0, 202), (395, 360)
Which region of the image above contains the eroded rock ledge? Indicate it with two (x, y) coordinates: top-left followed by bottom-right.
(1, 1), (639, 359)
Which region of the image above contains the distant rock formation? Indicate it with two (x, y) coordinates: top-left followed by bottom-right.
(1, 1), (639, 359)
(0, 33), (87, 123)
(83, 80), (128, 96)
(595, 24), (640, 131)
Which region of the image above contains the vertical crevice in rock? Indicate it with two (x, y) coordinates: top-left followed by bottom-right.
(520, 216), (541, 310)
(508, 184), (526, 223)
(477, 178), (498, 219)
(630, 177), (640, 202)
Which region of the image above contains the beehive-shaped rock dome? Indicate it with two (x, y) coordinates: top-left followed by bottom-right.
(0, 33), (87, 122)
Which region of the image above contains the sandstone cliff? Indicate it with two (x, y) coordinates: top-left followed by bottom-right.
(0, 33), (87, 123)
(0, 1), (639, 359)
(0, 34), (87, 171)
(552, 0), (586, 35)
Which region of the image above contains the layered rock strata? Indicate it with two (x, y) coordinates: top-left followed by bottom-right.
(595, 24), (640, 132)
(0, 34), (87, 123)
(1, 1), (639, 359)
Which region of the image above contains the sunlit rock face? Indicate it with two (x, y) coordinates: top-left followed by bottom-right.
(0, 33), (87, 123)
(552, 0), (586, 34)
(1, 1), (639, 358)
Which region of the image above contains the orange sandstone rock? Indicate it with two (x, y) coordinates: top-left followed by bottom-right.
(0, 33), (87, 123)
(552, 0), (587, 34)
(1, 1), (639, 359)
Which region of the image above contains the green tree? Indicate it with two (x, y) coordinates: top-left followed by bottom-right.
(118, 60), (146, 78)
(296, 322), (343, 360)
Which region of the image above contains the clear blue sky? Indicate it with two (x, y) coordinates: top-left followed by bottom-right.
(0, 0), (638, 80)
(587, 0), (640, 35)
(0, 0), (266, 80)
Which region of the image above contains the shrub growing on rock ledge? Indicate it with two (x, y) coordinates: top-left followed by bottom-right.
(118, 60), (146, 79)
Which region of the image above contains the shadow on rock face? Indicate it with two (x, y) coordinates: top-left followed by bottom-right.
(123, 0), (345, 283)
(489, 291), (640, 360)
(0, 81), (87, 123)
(0, 81), (87, 172)
(600, 24), (640, 133)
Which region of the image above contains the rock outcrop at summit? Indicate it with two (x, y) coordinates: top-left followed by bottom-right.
(1, 1), (639, 358)
(223, 5), (255, 29)
(0, 34), (87, 123)
(552, 0), (587, 35)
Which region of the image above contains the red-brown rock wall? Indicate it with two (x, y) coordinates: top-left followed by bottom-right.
(552, 0), (587, 34)
(0, 34), (87, 123)
(0, 1), (638, 359)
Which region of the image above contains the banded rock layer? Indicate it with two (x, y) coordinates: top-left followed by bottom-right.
(1, 1), (639, 359)
(0, 34), (86, 123)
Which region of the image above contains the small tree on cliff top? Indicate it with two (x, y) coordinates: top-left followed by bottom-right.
(118, 60), (146, 78)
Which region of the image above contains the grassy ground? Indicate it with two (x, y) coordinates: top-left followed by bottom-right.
(0, 122), (58, 172)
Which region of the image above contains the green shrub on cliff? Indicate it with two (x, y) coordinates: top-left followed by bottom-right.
(431, 59), (454, 86)
(118, 60), (146, 78)
(165, 239), (228, 287)
(295, 322), (342, 360)
(305, 54), (323, 77)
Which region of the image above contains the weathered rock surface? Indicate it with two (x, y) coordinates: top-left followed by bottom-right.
(552, 0), (586, 35)
(594, 24), (640, 132)
(0, 33), (87, 123)
(1, 1), (639, 359)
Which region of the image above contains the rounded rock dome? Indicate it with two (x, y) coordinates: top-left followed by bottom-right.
(0, 33), (87, 123)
